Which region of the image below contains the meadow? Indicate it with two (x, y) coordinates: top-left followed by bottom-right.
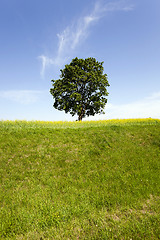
(0, 118), (160, 239)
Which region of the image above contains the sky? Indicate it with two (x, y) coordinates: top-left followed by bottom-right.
(0, 0), (160, 121)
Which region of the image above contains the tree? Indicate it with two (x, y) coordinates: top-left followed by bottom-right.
(50, 57), (110, 121)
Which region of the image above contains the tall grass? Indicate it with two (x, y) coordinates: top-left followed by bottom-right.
(1, 118), (159, 129)
(0, 119), (160, 239)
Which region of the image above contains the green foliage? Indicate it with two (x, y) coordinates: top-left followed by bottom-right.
(50, 57), (109, 120)
(0, 119), (160, 239)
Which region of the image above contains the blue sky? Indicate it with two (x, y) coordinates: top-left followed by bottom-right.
(0, 0), (160, 121)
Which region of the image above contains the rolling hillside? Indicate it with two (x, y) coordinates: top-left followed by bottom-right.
(0, 119), (160, 239)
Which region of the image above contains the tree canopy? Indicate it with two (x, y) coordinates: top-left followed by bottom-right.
(50, 57), (110, 121)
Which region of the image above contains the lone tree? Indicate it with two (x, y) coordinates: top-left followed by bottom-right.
(50, 57), (110, 121)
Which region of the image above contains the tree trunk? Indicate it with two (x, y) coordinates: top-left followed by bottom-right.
(78, 104), (83, 121)
(78, 86), (85, 121)
(78, 114), (83, 121)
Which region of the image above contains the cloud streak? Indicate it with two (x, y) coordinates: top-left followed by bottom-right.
(86, 91), (160, 120)
(39, 0), (134, 77)
(0, 90), (44, 105)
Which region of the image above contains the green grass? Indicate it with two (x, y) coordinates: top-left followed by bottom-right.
(0, 119), (160, 239)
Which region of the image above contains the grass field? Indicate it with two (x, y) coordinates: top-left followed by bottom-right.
(0, 119), (160, 239)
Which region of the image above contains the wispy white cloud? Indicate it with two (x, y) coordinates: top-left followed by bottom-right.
(101, 0), (134, 12)
(0, 90), (45, 105)
(38, 55), (54, 77)
(39, 0), (134, 77)
(86, 91), (160, 120)
(146, 91), (160, 100)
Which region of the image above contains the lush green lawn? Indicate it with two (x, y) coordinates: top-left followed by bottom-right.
(0, 119), (160, 239)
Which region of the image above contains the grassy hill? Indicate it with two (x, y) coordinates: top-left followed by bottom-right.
(0, 119), (160, 239)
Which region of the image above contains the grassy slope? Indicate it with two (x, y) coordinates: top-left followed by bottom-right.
(0, 119), (160, 239)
